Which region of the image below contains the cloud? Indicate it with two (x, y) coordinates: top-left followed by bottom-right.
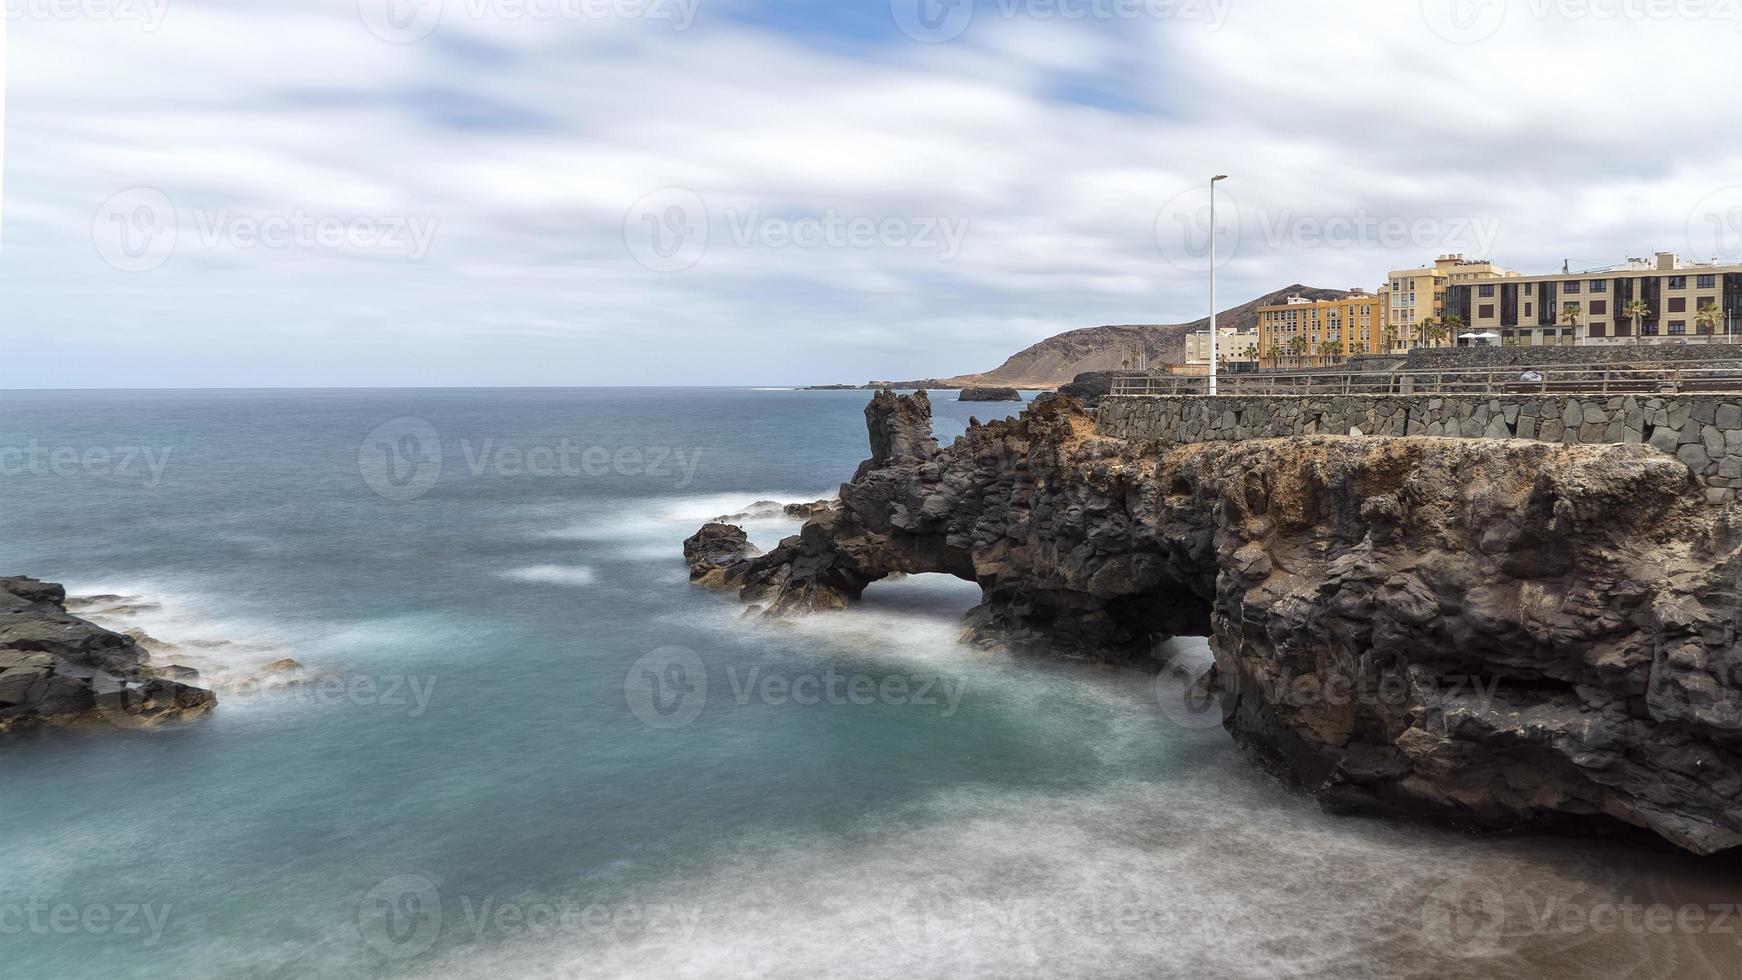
(1, 0), (1739, 387)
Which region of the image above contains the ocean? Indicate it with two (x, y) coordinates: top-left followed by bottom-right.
(1, 388), (1733, 979)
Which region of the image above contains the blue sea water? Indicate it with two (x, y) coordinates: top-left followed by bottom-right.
(0, 388), (1734, 979)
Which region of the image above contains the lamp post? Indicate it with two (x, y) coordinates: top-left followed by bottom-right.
(1208, 175), (1228, 395)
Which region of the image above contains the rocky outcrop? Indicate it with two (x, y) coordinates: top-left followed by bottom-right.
(958, 387), (1022, 403)
(0, 577), (216, 733)
(686, 392), (1742, 855)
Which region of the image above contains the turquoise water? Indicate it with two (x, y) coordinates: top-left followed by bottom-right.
(1, 389), (1734, 979)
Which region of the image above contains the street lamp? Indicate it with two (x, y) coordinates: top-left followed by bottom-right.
(1208, 175), (1228, 395)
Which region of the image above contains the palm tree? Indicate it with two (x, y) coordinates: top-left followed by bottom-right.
(1287, 335), (1306, 368)
(1696, 302), (1723, 341)
(1560, 303), (1582, 346)
(1622, 299), (1650, 346)
(1318, 339), (1339, 364)
(1443, 314), (1464, 345)
(1417, 318), (1437, 349)
(1382, 324), (1399, 353)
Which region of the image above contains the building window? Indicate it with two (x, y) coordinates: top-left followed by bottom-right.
(1524, 283), (1533, 295)
(1669, 320), (1687, 335)
(1643, 322), (1660, 336)
(1524, 302), (1533, 317)
(1668, 276), (1687, 289)
(1590, 280), (1607, 293)
(1668, 297), (1687, 314)
(1699, 274), (1716, 289)
(1479, 284), (1495, 297)
(1478, 304), (1495, 319)
(1588, 322), (1607, 337)
(1563, 281), (1580, 294)
(1588, 300), (1607, 315)
(1613, 321), (1629, 336)
(1699, 295), (1716, 309)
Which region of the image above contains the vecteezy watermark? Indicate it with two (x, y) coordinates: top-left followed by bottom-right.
(0, 442), (172, 487)
(357, 0), (702, 44)
(890, 0), (1232, 44)
(624, 187), (969, 273)
(358, 417), (705, 501)
(0, 899), (173, 947)
(3, 0), (169, 30)
(1155, 648), (1510, 733)
(1153, 184), (1239, 274)
(1254, 209), (1503, 256)
(1422, 0), (1742, 43)
(887, 875), (1177, 951)
(229, 670), (440, 718)
(92, 188), (439, 272)
(623, 646), (968, 730)
(1413, 857), (1741, 966)
(1688, 187), (1742, 262)
(356, 874), (703, 961)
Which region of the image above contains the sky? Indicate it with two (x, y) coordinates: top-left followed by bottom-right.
(2, 0), (1741, 388)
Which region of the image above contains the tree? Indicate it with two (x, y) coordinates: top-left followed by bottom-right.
(1622, 299), (1651, 346)
(1417, 318), (1437, 349)
(1422, 319), (1449, 347)
(1443, 314), (1464, 344)
(1560, 303), (1582, 345)
(1318, 339), (1339, 364)
(1382, 324), (1399, 352)
(1696, 302), (1723, 339)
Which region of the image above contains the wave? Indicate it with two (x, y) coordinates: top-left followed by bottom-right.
(497, 565), (598, 587)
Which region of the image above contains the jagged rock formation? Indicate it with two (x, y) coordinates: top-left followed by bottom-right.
(685, 392), (1742, 855)
(958, 387), (1023, 403)
(0, 577), (216, 733)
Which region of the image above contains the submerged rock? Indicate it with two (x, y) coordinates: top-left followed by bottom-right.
(0, 577), (216, 733)
(685, 392), (1742, 855)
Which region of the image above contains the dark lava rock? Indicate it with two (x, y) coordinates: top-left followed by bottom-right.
(683, 392), (1742, 856)
(957, 387), (1023, 403)
(0, 576), (216, 733)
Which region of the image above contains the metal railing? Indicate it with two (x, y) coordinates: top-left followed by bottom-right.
(1108, 358), (1742, 398)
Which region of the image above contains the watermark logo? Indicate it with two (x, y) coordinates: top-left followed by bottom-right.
(93, 188), (176, 273)
(1254, 210), (1502, 255)
(358, 875), (443, 959)
(358, 0), (444, 42)
(625, 187), (969, 271)
(1153, 648), (1221, 730)
(887, 874), (977, 948)
(92, 189), (439, 271)
(1419, 874), (1510, 957)
(626, 187), (709, 273)
(624, 646), (708, 729)
(892, 0), (1231, 43)
(360, 417), (444, 502)
(4, 0), (169, 30)
(891, 0), (975, 42)
(1688, 187), (1742, 262)
(1421, 0), (1508, 43)
(1154, 184), (1239, 273)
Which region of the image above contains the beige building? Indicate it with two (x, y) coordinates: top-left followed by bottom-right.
(1184, 326), (1260, 366)
(1385, 254), (1515, 347)
(1445, 253), (1741, 346)
(1257, 290), (1387, 364)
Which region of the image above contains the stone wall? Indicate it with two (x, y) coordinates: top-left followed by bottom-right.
(1097, 394), (1742, 504)
(1403, 344), (1742, 371)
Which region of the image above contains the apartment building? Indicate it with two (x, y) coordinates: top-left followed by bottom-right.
(1256, 289), (1388, 362)
(1444, 253), (1742, 346)
(1184, 326), (1260, 366)
(1385, 254), (1514, 348)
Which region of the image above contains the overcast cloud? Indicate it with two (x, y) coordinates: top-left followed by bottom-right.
(2, 0), (1740, 387)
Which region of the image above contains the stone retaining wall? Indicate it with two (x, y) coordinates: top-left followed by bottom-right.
(1097, 394), (1742, 504)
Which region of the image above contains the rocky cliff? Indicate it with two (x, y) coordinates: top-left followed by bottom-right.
(685, 392), (1742, 855)
(0, 577), (216, 733)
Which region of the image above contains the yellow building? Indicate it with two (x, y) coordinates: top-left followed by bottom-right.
(1385, 254), (1515, 347)
(1446, 252), (1742, 346)
(1256, 290), (1387, 364)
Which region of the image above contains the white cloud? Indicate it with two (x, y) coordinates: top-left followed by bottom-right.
(2, 0), (1739, 387)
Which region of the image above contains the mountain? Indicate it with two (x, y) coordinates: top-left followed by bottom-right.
(869, 284), (1348, 390)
